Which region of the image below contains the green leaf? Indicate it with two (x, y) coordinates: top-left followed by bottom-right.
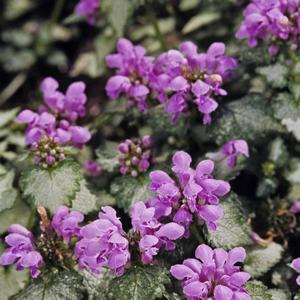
(268, 289), (290, 300)
(271, 93), (300, 121)
(244, 243), (283, 278)
(0, 170), (18, 212)
(103, 0), (130, 36)
(72, 180), (97, 214)
(207, 95), (283, 145)
(79, 268), (114, 299)
(0, 198), (31, 234)
(96, 141), (120, 173)
(295, 292), (300, 300)
(4, 0), (35, 20)
(0, 108), (19, 128)
(285, 158), (300, 201)
(106, 265), (171, 300)
(204, 193), (252, 250)
(20, 160), (81, 213)
(245, 281), (272, 300)
(0, 267), (29, 300)
(11, 271), (84, 300)
(257, 63), (289, 88)
(97, 191), (116, 207)
(182, 12), (220, 34)
(281, 118), (300, 141)
(110, 175), (152, 213)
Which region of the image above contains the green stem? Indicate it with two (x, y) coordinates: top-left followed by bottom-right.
(148, 10), (167, 51)
(190, 223), (204, 244)
(50, 0), (66, 27)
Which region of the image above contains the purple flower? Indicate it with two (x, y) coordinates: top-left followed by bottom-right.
(131, 201), (185, 264)
(290, 200), (300, 213)
(147, 151), (230, 234)
(118, 135), (152, 177)
(0, 224), (43, 278)
(84, 160), (102, 176)
(105, 38), (154, 111)
(152, 42), (237, 124)
(75, 0), (100, 25)
(236, 0), (300, 55)
(51, 206), (84, 243)
(16, 77), (91, 166)
(75, 206), (130, 276)
(170, 244), (251, 300)
(291, 257), (300, 286)
(207, 139), (249, 168)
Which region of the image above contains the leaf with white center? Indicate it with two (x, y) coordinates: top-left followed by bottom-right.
(257, 63), (289, 88)
(245, 281), (272, 300)
(207, 95), (283, 145)
(182, 12), (220, 34)
(269, 289), (290, 300)
(0, 108), (19, 128)
(271, 93), (300, 121)
(106, 265), (171, 300)
(110, 174), (153, 213)
(72, 180), (97, 214)
(79, 269), (114, 300)
(244, 243), (284, 278)
(204, 193), (252, 250)
(281, 118), (300, 141)
(0, 266), (29, 300)
(96, 141), (120, 173)
(11, 271), (84, 300)
(285, 159), (300, 200)
(20, 160), (81, 213)
(295, 292), (300, 300)
(103, 0), (130, 36)
(0, 170), (18, 212)
(0, 198), (31, 234)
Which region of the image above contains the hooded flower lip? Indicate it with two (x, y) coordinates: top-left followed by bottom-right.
(131, 201), (185, 264)
(170, 244), (251, 300)
(291, 257), (300, 286)
(236, 0), (300, 55)
(147, 150), (230, 235)
(75, 206), (130, 276)
(51, 206), (84, 244)
(75, 0), (100, 25)
(152, 41), (237, 124)
(105, 38), (155, 112)
(207, 139), (250, 169)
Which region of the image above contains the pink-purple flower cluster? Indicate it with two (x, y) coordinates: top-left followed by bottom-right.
(106, 38), (155, 112)
(170, 244), (251, 300)
(75, 0), (100, 25)
(118, 135), (152, 177)
(16, 77), (91, 167)
(0, 206), (84, 278)
(147, 151), (230, 236)
(207, 139), (249, 168)
(0, 224), (43, 278)
(105, 39), (237, 124)
(152, 42), (237, 124)
(291, 257), (300, 286)
(236, 0), (300, 55)
(131, 201), (184, 264)
(75, 206), (130, 276)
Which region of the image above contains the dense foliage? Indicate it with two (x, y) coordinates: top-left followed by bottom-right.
(1, 0), (300, 299)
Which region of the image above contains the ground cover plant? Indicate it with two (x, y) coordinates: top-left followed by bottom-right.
(0, 0), (300, 299)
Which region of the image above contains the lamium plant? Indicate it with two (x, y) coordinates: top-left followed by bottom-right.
(1, 0), (300, 299)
